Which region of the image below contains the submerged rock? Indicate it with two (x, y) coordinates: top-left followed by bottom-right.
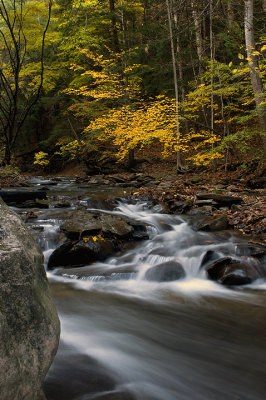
(0, 198), (60, 400)
(145, 261), (185, 282)
(44, 342), (116, 400)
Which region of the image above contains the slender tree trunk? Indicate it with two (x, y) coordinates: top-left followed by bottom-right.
(244, 0), (266, 143)
(172, 3), (189, 134)
(191, 0), (204, 78)
(172, 5), (185, 103)
(166, 0), (183, 171)
(3, 143), (11, 165)
(109, 0), (120, 53)
(227, 0), (234, 30)
(210, 0), (214, 137)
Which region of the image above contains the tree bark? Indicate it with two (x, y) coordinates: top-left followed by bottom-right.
(244, 0), (266, 140)
(191, 0), (204, 78)
(109, 0), (120, 53)
(227, 0), (234, 30)
(166, 0), (183, 171)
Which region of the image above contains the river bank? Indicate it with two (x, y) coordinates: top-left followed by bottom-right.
(2, 167), (264, 244)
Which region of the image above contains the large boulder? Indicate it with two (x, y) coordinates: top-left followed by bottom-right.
(0, 198), (60, 400)
(205, 256), (264, 285)
(61, 211), (134, 239)
(47, 237), (115, 270)
(145, 261), (185, 282)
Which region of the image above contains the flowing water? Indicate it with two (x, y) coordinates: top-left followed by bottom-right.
(15, 178), (266, 400)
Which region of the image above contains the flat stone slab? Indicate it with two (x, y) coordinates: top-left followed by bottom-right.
(196, 193), (243, 206)
(0, 190), (47, 204)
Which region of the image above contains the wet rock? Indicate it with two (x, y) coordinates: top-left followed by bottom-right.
(54, 264), (137, 279)
(188, 206), (213, 216)
(205, 257), (263, 285)
(235, 244), (266, 259)
(168, 200), (193, 214)
(15, 199), (48, 208)
(148, 247), (175, 257)
(108, 175), (127, 184)
(60, 211), (134, 240)
(200, 250), (221, 268)
(0, 198), (60, 400)
(0, 190), (47, 205)
(145, 261), (185, 282)
(47, 236), (115, 270)
(194, 214), (228, 232)
(195, 199), (217, 207)
(196, 193), (243, 207)
(129, 221), (149, 240)
(53, 201), (71, 208)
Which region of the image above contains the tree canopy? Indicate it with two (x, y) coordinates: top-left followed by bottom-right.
(0, 0), (265, 169)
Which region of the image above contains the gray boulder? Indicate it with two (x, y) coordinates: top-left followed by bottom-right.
(0, 198), (60, 400)
(54, 210), (134, 240)
(145, 261), (185, 282)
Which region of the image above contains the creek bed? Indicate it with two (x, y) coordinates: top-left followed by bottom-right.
(10, 177), (266, 400)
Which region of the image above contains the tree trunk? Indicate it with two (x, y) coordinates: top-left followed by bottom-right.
(227, 0), (234, 30)
(166, 0), (183, 171)
(191, 0), (204, 78)
(244, 0), (266, 141)
(3, 144), (11, 165)
(109, 0), (120, 53)
(128, 149), (135, 169)
(210, 0), (214, 136)
(172, 3), (189, 134)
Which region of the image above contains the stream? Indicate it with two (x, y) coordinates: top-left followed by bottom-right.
(10, 178), (266, 400)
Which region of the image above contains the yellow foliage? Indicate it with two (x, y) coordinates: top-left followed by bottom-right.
(84, 96), (182, 160)
(33, 152), (49, 166)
